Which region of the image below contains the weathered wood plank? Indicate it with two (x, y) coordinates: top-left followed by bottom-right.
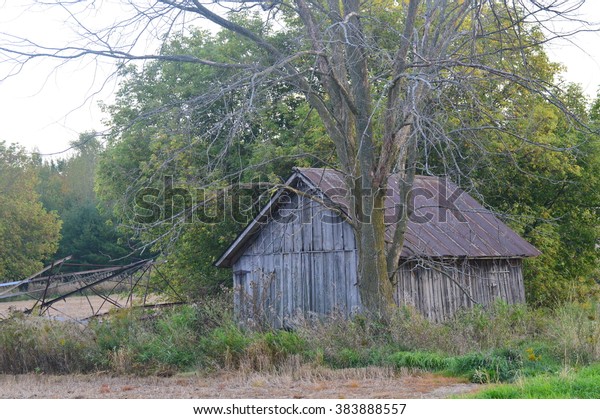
(324, 252), (335, 312)
(292, 253), (302, 317)
(301, 252), (310, 313)
(334, 251), (346, 313)
(263, 220), (273, 254)
(313, 252), (324, 314)
(300, 196), (313, 252)
(273, 253), (282, 328)
(321, 210), (335, 251)
(282, 253), (291, 322)
(311, 199), (323, 252)
(332, 216), (344, 251)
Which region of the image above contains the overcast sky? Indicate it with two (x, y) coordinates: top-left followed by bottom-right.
(1, 1), (600, 156)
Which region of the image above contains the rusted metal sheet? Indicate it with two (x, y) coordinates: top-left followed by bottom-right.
(298, 168), (540, 259)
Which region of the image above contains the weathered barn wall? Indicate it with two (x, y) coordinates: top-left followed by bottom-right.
(232, 191), (360, 328)
(394, 258), (525, 322)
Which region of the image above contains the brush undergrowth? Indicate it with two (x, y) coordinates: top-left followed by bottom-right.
(0, 313), (99, 374)
(1, 295), (599, 392)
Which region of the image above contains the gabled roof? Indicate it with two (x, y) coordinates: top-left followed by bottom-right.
(215, 168), (540, 268)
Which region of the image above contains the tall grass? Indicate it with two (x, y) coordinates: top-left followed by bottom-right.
(1, 297), (600, 384)
(0, 314), (99, 374)
(549, 302), (600, 365)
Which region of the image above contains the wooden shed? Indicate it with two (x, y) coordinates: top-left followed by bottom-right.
(215, 168), (540, 325)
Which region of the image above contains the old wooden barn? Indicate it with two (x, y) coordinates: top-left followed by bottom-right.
(215, 168), (540, 325)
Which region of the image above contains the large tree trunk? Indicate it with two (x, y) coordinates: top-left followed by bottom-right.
(355, 189), (397, 317)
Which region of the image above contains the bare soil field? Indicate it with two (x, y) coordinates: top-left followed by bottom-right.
(0, 368), (478, 399)
(0, 294), (158, 320)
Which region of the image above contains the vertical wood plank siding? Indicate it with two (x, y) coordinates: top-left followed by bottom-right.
(233, 184), (527, 326)
(394, 258), (525, 322)
(232, 189), (360, 328)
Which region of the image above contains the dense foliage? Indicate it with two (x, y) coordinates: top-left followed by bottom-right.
(0, 142), (61, 281)
(452, 85), (600, 306)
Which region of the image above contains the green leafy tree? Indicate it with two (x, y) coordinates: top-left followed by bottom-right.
(416, 29), (600, 306)
(37, 133), (132, 267)
(0, 142), (61, 281)
(464, 86), (600, 306)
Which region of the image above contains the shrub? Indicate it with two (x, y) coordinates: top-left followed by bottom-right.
(93, 308), (142, 353)
(451, 350), (523, 383)
(199, 323), (252, 369)
(192, 289), (235, 333)
(137, 305), (200, 369)
(263, 331), (305, 359)
(387, 306), (453, 353)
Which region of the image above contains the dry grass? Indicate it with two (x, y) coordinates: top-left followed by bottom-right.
(0, 367), (477, 399)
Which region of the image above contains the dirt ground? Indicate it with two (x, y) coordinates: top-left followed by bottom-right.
(0, 368), (479, 399)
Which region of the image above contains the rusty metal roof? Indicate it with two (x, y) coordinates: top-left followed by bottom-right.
(215, 168), (540, 267)
(298, 168), (540, 259)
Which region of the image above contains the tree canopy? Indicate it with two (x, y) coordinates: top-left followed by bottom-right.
(0, 142), (61, 281)
(96, 26), (331, 296)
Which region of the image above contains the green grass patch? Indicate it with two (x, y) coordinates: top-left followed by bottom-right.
(388, 351), (451, 371)
(470, 363), (600, 398)
(387, 347), (556, 383)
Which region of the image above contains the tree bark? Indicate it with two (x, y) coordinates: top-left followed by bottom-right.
(355, 187), (397, 318)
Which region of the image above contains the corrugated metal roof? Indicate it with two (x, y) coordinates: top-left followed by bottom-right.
(215, 168), (540, 267)
(297, 168), (540, 259)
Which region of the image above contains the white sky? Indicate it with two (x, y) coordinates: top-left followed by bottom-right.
(0, 1), (599, 156)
